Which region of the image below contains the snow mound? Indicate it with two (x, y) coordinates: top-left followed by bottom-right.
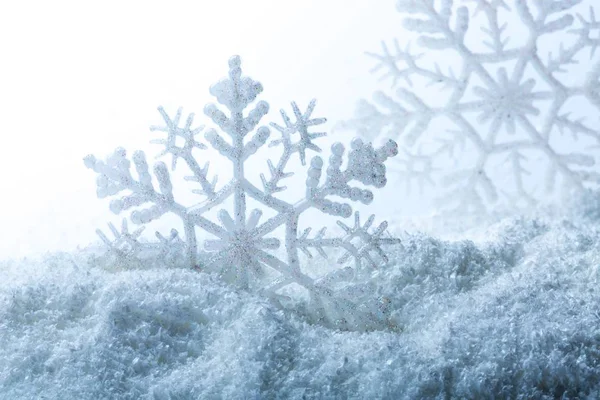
(1, 211), (600, 398)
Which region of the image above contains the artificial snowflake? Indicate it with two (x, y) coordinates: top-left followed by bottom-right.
(84, 56), (400, 330)
(344, 0), (600, 213)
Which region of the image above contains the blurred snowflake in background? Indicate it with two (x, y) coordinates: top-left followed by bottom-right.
(344, 0), (600, 213)
(84, 56), (400, 331)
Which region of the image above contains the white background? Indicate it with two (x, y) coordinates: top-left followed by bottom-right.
(0, 1), (400, 258)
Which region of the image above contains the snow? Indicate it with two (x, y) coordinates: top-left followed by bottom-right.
(2, 198), (600, 398)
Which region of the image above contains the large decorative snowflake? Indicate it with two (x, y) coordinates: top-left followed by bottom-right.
(344, 0), (600, 212)
(84, 56), (400, 330)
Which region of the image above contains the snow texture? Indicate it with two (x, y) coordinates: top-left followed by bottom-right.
(84, 56), (400, 331)
(344, 0), (600, 212)
(2, 196), (600, 398)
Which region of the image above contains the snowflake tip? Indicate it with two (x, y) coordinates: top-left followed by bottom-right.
(109, 199), (124, 214)
(331, 142), (345, 156)
(311, 156), (324, 168)
(83, 154), (96, 169)
(229, 55), (241, 68)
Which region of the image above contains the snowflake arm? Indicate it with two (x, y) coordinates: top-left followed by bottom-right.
(84, 148), (182, 224)
(94, 219), (186, 269)
(298, 212), (402, 268)
(301, 139), (398, 219)
(261, 100), (326, 195)
(95, 219), (146, 265)
(149, 107), (217, 197)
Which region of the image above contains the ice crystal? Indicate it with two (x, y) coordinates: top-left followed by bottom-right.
(84, 56), (400, 330)
(345, 0), (600, 212)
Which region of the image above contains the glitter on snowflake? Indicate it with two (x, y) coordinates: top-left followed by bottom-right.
(85, 56), (401, 330)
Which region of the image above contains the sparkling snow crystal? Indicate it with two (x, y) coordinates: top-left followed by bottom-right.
(345, 0), (600, 212)
(84, 56), (400, 330)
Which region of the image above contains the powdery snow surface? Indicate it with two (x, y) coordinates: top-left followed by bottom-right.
(2, 200), (600, 398)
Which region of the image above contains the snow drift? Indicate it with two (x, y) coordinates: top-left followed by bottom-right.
(1, 197), (600, 398)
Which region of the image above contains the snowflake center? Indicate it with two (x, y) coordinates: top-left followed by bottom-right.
(494, 93), (518, 113)
(230, 231), (255, 248)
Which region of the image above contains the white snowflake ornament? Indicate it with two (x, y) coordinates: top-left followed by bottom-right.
(85, 56), (401, 330)
(345, 0), (600, 213)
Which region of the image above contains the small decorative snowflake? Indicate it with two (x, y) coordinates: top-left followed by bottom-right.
(85, 56), (400, 330)
(344, 0), (600, 213)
